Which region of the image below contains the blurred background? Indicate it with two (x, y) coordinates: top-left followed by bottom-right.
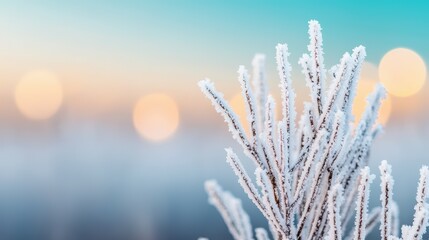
(0, 1), (428, 239)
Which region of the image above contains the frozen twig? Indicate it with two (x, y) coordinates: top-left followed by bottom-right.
(380, 160), (394, 240)
(205, 180), (254, 240)
(353, 167), (375, 240)
(199, 20), (428, 240)
(327, 184), (343, 240)
(255, 228), (270, 240)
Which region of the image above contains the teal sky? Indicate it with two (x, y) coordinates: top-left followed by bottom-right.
(0, 3), (428, 240)
(0, 1), (428, 115)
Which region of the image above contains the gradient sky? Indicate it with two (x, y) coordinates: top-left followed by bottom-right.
(0, 2), (428, 239)
(0, 1), (428, 124)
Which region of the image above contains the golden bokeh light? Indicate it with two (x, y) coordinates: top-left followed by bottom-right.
(360, 62), (378, 80)
(133, 93), (179, 142)
(379, 48), (426, 97)
(15, 70), (63, 120)
(352, 79), (392, 126)
(229, 93), (249, 134)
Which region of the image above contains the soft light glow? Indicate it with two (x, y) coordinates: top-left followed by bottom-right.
(352, 79), (392, 125)
(230, 93), (249, 135)
(15, 70), (63, 120)
(360, 62), (378, 80)
(133, 93), (179, 142)
(379, 48), (426, 97)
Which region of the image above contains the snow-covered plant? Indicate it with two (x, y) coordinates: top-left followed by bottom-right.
(198, 20), (429, 240)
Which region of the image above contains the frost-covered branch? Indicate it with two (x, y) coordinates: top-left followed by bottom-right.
(199, 19), (429, 240)
(238, 66), (260, 149)
(353, 167), (375, 240)
(327, 184), (343, 240)
(379, 160), (394, 240)
(205, 180), (253, 240)
(276, 43), (296, 172)
(225, 149), (267, 221)
(252, 54), (268, 131)
(366, 207), (381, 236)
(406, 166), (429, 240)
(255, 228), (270, 240)
(198, 79), (261, 168)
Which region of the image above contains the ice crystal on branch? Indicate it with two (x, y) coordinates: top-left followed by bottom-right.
(198, 20), (429, 240)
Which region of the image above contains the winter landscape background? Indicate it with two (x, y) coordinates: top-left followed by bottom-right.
(0, 1), (428, 239)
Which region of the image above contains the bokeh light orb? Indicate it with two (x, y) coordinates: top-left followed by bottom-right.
(15, 70), (63, 120)
(230, 93), (250, 135)
(352, 79), (392, 126)
(133, 93), (179, 142)
(379, 48), (426, 97)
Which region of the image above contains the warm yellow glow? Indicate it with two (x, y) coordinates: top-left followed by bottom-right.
(352, 79), (392, 125)
(133, 93), (179, 142)
(360, 62), (378, 80)
(15, 70), (63, 120)
(230, 93), (250, 135)
(379, 48), (426, 97)
(65, 79), (128, 116)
